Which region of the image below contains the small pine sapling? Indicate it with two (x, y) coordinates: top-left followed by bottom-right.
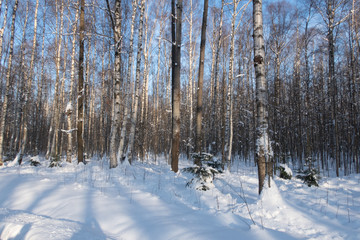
(296, 156), (320, 187)
(183, 153), (223, 191)
(49, 154), (62, 168)
(277, 163), (292, 180)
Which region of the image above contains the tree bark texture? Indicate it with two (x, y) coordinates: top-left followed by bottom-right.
(171, 0), (183, 173)
(127, 0), (145, 164)
(117, 0), (137, 163)
(109, 0), (122, 168)
(194, 0), (209, 158)
(0, 0), (18, 165)
(253, 0), (273, 194)
(78, 0), (85, 164)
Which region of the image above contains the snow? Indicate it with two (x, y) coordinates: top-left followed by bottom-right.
(61, 128), (77, 134)
(279, 163), (293, 176)
(256, 129), (273, 159)
(0, 156), (359, 240)
(65, 102), (73, 113)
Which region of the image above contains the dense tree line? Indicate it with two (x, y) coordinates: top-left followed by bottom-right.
(0, 0), (358, 181)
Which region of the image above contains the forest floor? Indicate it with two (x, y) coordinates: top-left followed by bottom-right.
(0, 155), (359, 239)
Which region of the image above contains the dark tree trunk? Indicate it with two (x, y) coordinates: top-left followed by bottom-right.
(194, 0), (209, 160)
(171, 0), (183, 173)
(77, 0), (85, 164)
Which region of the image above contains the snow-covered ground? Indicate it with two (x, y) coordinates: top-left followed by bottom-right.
(0, 156), (359, 239)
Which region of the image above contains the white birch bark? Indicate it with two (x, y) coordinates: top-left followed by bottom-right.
(253, 0), (273, 194)
(109, 0), (122, 168)
(66, 4), (80, 163)
(117, 0), (137, 163)
(225, 0), (238, 166)
(127, 0), (145, 164)
(140, 10), (155, 160)
(0, 0), (8, 71)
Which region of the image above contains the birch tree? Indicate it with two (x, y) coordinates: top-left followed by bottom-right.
(0, 0), (8, 69)
(49, 0), (65, 166)
(225, 0), (251, 167)
(65, 2), (80, 163)
(107, 0), (122, 168)
(117, 0), (137, 163)
(127, 0), (145, 163)
(253, 0), (273, 194)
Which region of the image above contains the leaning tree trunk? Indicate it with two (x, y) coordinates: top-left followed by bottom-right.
(194, 0), (209, 160)
(171, 0), (183, 173)
(253, 0), (273, 194)
(0, 0), (18, 165)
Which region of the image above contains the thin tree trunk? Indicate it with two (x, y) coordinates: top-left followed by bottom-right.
(0, 0), (18, 165)
(225, 0), (238, 167)
(0, 0), (8, 69)
(171, 0), (183, 173)
(108, 0), (122, 168)
(78, 0), (85, 164)
(65, 4), (80, 163)
(59, 38), (68, 159)
(140, 11), (154, 161)
(14, 0), (30, 159)
(50, 0), (64, 165)
(117, 0), (137, 163)
(99, 38), (106, 156)
(35, 1), (46, 154)
(187, 0), (194, 157)
(194, 0), (209, 158)
(153, 25), (164, 161)
(326, 1), (339, 177)
(127, 0), (145, 164)
(19, 0), (39, 162)
(211, 0), (224, 155)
